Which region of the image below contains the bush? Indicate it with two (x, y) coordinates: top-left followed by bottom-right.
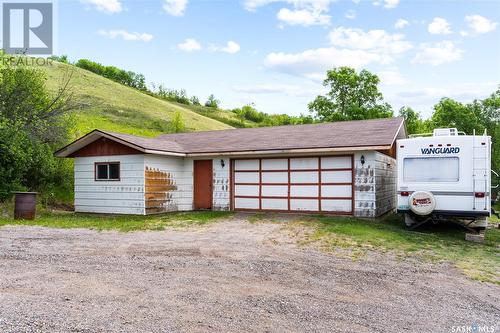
(49, 55), (69, 63)
(190, 96), (201, 105)
(205, 94), (220, 108)
(75, 59), (147, 91)
(170, 111), (186, 133)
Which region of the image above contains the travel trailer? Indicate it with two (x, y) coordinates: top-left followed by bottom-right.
(396, 128), (494, 231)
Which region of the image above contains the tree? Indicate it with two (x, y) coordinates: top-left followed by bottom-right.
(190, 96), (201, 105)
(431, 98), (482, 135)
(428, 89), (499, 173)
(398, 106), (427, 135)
(0, 53), (74, 200)
(308, 67), (393, 121)
(205, 94), (220, 108)
(170, 111), (186, 133)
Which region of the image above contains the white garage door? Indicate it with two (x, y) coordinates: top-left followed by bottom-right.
(232, 156), (353, 214)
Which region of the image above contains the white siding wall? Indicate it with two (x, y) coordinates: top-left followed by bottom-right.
(145, 155), (193, 213)
(354, 151), (376, 218)
(74, 155), (145, 215)
(74, 152), (395, 217)
(353, 151), (397, 218)
(212, 157), (231, 211)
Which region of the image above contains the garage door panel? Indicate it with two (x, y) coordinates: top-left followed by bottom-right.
(290, 185), (318, 197)
(322, 199), (352, 212)
(322, 170), (351, 183)
(235, 185), (259, 196)
(262, 172), (288, 183)
(290, 199), (318, 211)
(322, 185), (352, 197)
(321, 156), (351, 169)
(262, 185), (288, 197)
(234, 160), (259, 170)
(291, 171), (318, 183)
(262, 159), (287, 170)
(235, 172), (259, 183)
(290, 158), (318, 170)
(262, 198), (288, 210)
(233, 156), (353, 214)
(235, 197), (259, 209)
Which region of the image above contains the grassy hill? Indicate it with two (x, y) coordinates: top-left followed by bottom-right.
(43, 62), (254, 138)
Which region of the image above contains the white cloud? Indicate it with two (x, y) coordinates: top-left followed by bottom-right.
(428, 17), (452, 35)
(377, 70), (407, 85)
(244, 0), (335, 26)
(244, 0), (333, 12)
(394, 18), (409, 29)
(98, 29), (153, 41)
(163, 0), (188, 16)
(373, 0), (399, 8)
(265, 47), (386, 77)
(385, 82), (497, 118)
(328, 27), (413, 54)
(213, 41), (241, 54)
(465, 14), (497, 34)
(277, 7), (330, 26)
(383, 0), (399, 9)
(412, 41), (463, 66)
(233, 84), (319, 97)
(265, 27), (413, 77)
(177, 38), (202, 52)
(345, 9), (356, 20)
(81, 0), (122, 13)
(304, 72), (325, 81)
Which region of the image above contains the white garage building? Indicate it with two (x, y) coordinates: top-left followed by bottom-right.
(55, 117), (406, 217)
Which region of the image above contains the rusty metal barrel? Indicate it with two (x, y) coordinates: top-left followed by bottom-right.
(13, 192), (38, 220)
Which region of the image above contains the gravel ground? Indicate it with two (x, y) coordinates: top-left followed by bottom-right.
(0, 215), (498, 333)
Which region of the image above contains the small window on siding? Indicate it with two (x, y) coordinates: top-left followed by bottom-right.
(95, 162), (120, 181)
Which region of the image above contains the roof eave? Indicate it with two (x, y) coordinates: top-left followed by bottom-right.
(185, 145), (393, 157)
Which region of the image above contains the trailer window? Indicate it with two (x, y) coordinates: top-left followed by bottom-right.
(403, 157), (459, 182)
(95, 162), (120, 181)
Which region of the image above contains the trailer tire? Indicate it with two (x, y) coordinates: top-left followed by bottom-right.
(409, 191), (436, 216)
(404, 213), (417, 227)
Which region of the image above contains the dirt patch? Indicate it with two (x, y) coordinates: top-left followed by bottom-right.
(0, 215), (498, 332)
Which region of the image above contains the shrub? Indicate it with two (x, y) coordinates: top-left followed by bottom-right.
(205, 94), (220, 108)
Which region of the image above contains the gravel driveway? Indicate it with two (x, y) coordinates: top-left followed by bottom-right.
(0, 215), (498, 333)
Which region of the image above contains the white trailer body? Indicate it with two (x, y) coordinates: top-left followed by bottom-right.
(396, 129), (491, 228)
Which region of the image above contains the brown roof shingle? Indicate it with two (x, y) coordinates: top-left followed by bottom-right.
(56, 117), (405, 157)
(153, 117), (405, 154)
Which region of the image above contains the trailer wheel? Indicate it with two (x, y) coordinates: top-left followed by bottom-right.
(404, 213), (417, 227)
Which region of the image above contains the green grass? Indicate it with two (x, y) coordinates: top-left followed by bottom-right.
(42, 61), (234, 138)
(253, 213), (500, 284)
(0, 208), (233, 232)
(490, 201), (500, 223)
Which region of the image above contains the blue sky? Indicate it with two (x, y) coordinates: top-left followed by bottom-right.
(56, 0), (499, 118)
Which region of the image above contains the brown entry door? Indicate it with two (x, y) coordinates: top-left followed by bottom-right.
(194, 160), (213, 210)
